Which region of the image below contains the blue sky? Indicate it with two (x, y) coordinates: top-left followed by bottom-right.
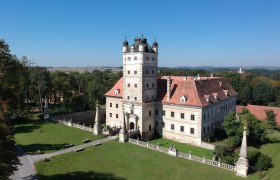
(1, 0), (280, 67)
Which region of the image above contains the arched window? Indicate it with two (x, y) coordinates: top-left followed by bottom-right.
(127, 57), (131, 61)
(134, 56), (138, 60)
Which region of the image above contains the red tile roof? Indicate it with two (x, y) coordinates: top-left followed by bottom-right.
(104, 77), (123, 98)
(105, 76), (237, 107)
(236, 104), (280, 124)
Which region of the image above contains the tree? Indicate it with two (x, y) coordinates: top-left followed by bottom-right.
(0, 39), (20, 179)
(222, 112), (242, 137)
(255, 154), (272, 172)
(266, 110), (276, 128)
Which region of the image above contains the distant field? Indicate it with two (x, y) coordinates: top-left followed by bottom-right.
(35, 141), (241, 180)
(47, 67), (122, 73)
(14, 119), (102, 154)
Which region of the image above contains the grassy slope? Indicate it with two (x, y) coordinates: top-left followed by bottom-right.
(149, 138), (213, 159)
(14, 119), (102, 154)
(35, 141), (241, 180)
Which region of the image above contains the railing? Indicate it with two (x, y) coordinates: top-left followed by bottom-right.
(128, 138), (236, 172)
(53, 119), (94, 133)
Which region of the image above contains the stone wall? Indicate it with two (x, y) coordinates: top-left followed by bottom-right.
(52, 109), (105, 126)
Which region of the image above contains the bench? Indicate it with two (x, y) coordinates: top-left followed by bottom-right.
(63, 144), (73, 148)
(82, 139), (91, 143)
(75, 148), (84, 152)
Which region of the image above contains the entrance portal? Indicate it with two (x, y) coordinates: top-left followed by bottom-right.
(129, 122), (135, 130)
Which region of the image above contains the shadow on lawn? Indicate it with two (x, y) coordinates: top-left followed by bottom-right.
(37, 171), (127, 180)
(20, 143), (68, 154)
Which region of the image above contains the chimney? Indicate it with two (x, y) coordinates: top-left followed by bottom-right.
(167, 77), (171, 101)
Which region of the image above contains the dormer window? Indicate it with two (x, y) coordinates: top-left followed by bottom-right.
(115, 89), (120, 95)
(204, 95), (210, 103)
(213, 93), (218, 100)
(223, 90), (228, 96)
(180, 95), (187, 103)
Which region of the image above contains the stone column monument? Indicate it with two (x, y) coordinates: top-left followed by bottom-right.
(119, 111), (128, 143)
(236, 127), (248, 177)
(93, 103), (100, 135)
(43, 99), (50, 120)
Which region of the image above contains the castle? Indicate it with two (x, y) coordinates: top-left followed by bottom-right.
(105, 37), (237, 146)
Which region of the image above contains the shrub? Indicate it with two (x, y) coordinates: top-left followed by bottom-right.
(255, 154), (272, 171)
(248, 150), (260, 166)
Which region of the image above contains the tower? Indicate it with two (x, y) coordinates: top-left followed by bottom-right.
(122, 36), (158, 140)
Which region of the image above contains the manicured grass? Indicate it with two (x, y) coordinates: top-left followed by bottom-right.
(247, 130), (280, 180)
(14, 118), (102, 154)
(35, 141), (241, 180)
(149, 138), (213, 159)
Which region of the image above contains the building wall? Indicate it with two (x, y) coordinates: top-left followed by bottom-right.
(202, 96), (237, 138)
(155, 103), (203, 145)
(105, 97), (123, 128)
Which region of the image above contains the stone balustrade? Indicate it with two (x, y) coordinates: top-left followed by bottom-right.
(128, 138), (236, 172)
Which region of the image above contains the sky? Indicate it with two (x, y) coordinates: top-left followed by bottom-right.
(1, 0), (280, 67)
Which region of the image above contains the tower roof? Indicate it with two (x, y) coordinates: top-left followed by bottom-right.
(124, 36), (156, 53)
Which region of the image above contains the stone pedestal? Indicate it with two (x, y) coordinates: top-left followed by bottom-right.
(119, 129), (128, 143)
(168, 146), (177, 156)
(93, 123), (100, 135)
(236, 157), (248, 177)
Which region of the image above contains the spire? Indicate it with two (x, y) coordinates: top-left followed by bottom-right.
(95, 102), (99, 124)
(236, 125), (249, 177)
(239, 129), (247, 158)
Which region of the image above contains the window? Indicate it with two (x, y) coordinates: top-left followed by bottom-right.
(116, 114), (119, 119)
(162, 110), (165, 116)
(134, 56), (138, 60)
(134, 84), (137, 88)
(152, 83), (154, 87)
(127, 96), (130, 100)
(180, 126), (184, 132)
(146, 70), (149, 74)
(181, 113), (184, 119)
(134, 97), (137, 100)
(203, 127), (206, 134)
(190, 128), (195, 134)
(171, 124), (175, 130)
(156, 109), (159, 115)
(191, 114), (195, 120)
(127, 57), (131, 61)
(146, 84), (149, 88)
(152, 57), (155, 61)
(127, 83), (130, 87)
(110, 113), (112, 117)
(171, 111), (175, 117)
(146, 57), (149, 61)
(203, 113), (206, 121)
(110, 103), (112, 107)
(134, 70), (137, 74)
(149, 124), (151, 131)
(116, 104), (118, 108)
(149, 111), (152, 116)
(155, 121), (158, 127)
(128, 70), (130, 74)
(152, 70), (154, 74)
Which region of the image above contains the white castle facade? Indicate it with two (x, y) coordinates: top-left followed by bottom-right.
(105, 37), (237, 146)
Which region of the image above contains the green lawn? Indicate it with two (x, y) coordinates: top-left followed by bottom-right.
(35, 141), (241, 180)
(14, 118), (102, 154)
(149, 138), (213, 159)
(248, 129), (280, 180)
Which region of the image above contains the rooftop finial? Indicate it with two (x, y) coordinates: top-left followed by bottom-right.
(124, 36), (127, 41)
